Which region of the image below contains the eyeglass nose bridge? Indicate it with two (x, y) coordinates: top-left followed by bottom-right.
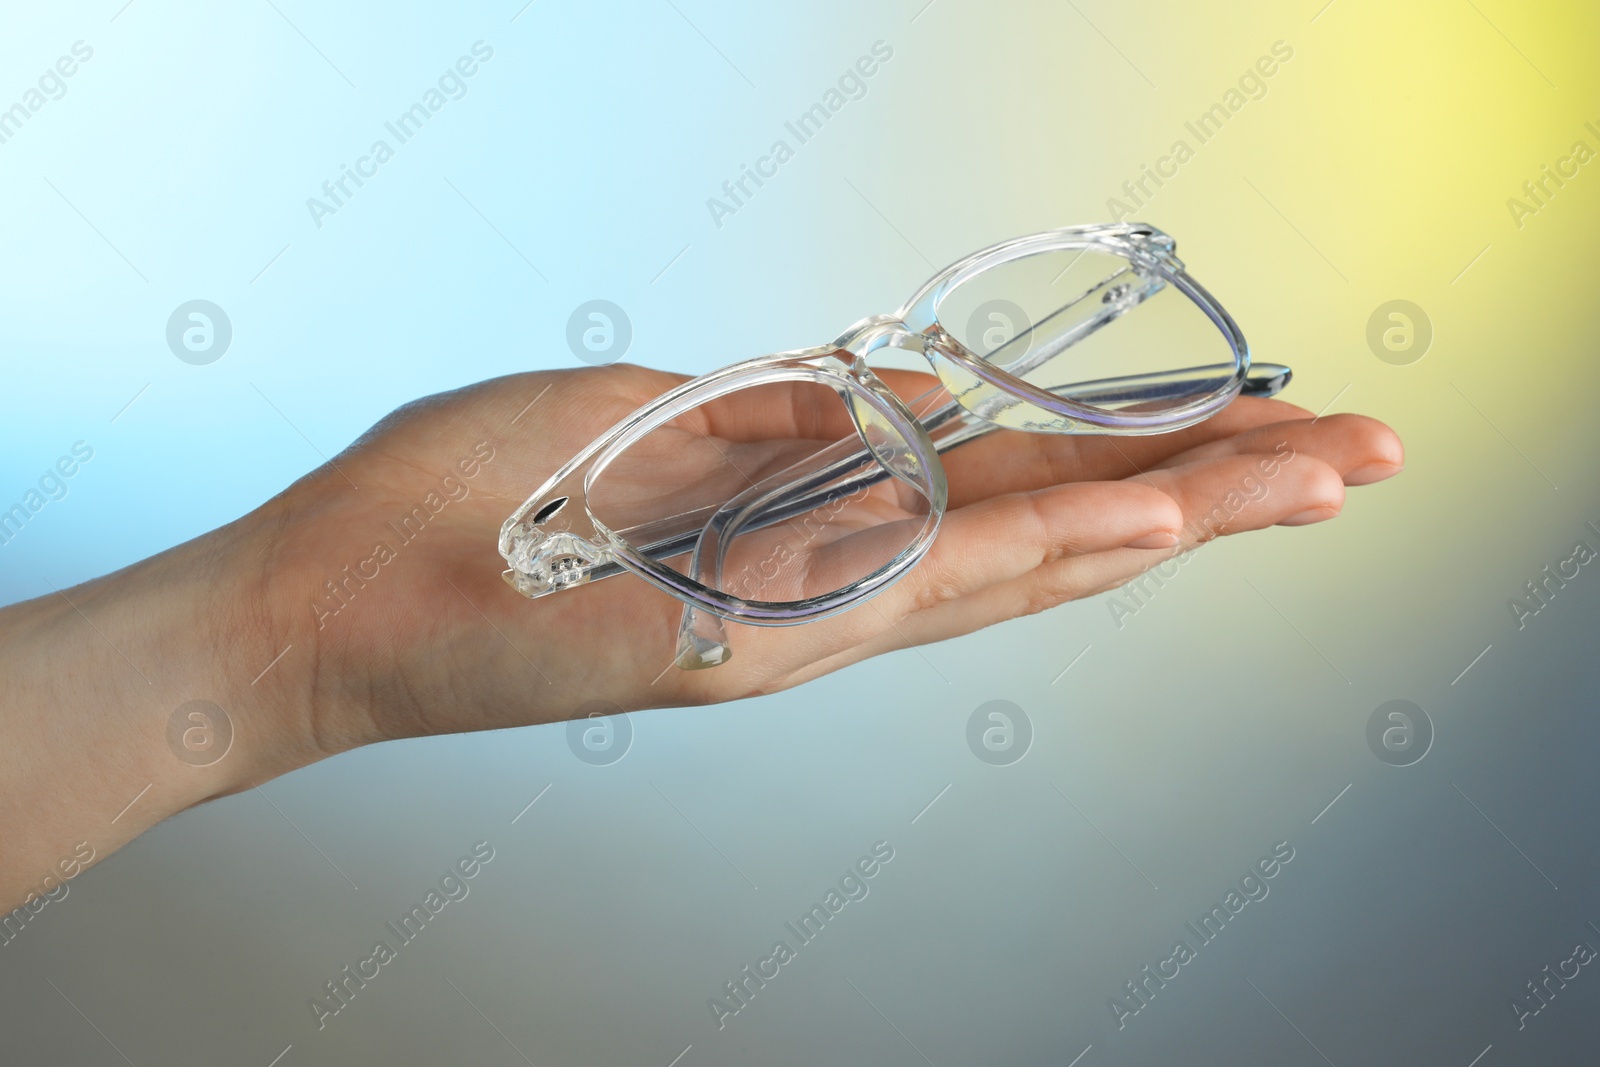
(825, 315), (950, 474)
(831, 314), (931, 365)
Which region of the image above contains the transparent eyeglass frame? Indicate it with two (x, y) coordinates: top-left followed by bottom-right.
(498, 222), (1290, 669)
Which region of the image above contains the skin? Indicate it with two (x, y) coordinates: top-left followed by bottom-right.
(0, 364), (1402, 910)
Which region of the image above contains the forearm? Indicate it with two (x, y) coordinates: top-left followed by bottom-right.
(0, 520), (317, 911)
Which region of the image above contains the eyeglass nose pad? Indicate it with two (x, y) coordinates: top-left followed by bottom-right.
(673, 483), (740, 670)
(675, 604), (731, 670)
(672, 591), (729, 668)
(844, 385), (927, 486)
(923, 337), (1010, 423)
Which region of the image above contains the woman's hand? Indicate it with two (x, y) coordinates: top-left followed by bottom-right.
(256, 364), (1401, 743)
(0, 363), (1402, 910)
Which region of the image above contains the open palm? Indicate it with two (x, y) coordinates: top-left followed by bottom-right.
(254, 363), (1402, 752)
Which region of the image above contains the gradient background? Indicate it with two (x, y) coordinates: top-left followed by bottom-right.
(3, 1), (1599, 1064)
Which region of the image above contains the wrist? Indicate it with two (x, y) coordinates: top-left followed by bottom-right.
(0, 514), (327, 905)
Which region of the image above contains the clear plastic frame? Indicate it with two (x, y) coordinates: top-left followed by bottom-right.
(498, 223), (1291, 670)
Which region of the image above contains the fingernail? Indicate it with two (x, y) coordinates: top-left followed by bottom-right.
(1125, 530), (1180, 549)
(1277, 507), (1338, 527)
(1345, 461), (1403, 486)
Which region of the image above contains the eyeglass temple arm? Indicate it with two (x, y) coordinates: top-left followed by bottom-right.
(583, 360), (1292, 587)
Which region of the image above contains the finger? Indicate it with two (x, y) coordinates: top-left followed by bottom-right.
(695, 371), (1311, 485)
(939, 395), (1317, 507)
(1145, 412), (1404, 486)
(873, 443), (1333, 628)
(908, 479), (1187, 606)
(633, 370), (1329, 523)
(1132, 449), (1347, 538)
(793, 450), (1346, 678)
(762, 477), (1182, 676)
(924, 451), (1346, 642)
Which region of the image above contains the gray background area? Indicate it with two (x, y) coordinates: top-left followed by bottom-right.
(3, 1), (1598, 1064)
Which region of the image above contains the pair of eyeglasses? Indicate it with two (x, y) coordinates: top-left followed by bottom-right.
(499, 223), (1290, 670)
